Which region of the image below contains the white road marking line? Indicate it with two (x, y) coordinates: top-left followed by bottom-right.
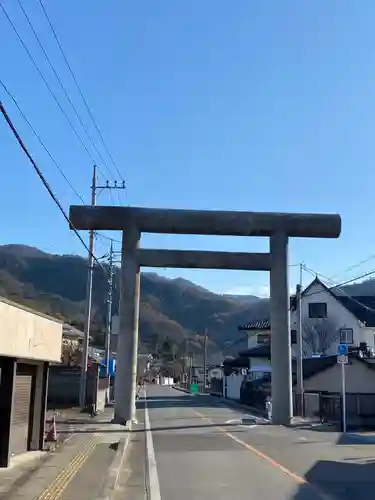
(144, 390), (162, 500)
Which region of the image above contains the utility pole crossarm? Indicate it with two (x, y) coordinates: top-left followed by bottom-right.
(96, 180), (126, 197)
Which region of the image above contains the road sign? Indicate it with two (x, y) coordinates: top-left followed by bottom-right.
(338, 343), (348, 356)
(337, 355), (348, 364)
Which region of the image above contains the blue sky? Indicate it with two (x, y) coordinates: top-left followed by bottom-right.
(1, 0), (375, 296)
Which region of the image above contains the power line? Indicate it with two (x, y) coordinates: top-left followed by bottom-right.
(15, 0), (116, 182)
(1, 3), (97, 166)
(303, 264), (375, 314)
(0, 100), (104, 270)
(96, 232), (121, 244)
(0, 78), (85, 204)
(329, 253), (375, 282)
(301, 264), (375, 306)
(37, 0), (128, 190)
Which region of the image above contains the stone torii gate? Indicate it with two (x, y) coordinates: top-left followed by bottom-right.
(69, 205), (341, 425)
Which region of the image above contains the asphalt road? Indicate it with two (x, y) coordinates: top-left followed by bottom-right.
(136, 386), (329, 500)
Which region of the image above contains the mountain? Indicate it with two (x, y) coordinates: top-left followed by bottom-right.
(225, 294), (261, 304)
(0, 244), (267, 357)
(341, 278), (375, 296)
(3, 244), (370, 360)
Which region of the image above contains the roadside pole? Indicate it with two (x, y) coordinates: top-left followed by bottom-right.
(338, 343), (348, 433)
(341, 361), (347, 433)
(296, 263), (304, 415)
(203, 329), (208, 389)
(80, 171), (125, 409)
(80, 165), (97, 408)
(104, 240), (114, 403)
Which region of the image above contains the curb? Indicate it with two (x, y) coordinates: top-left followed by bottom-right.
(172, 385), (191, 394)
(172, 386), (268, 420)
(95, 430), (131, 500)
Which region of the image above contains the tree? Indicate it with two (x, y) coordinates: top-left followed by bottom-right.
(302, 318), (342, 356)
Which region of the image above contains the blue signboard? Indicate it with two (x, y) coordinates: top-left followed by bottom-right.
(109, 359), (116, 376)
(338, 343), (348, 356)
(99, 358), (116, 377)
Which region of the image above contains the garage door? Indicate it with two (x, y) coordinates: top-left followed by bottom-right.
(9, 364), (35, 457)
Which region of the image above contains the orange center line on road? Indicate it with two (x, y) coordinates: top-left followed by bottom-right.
(192, 409), (336, 500)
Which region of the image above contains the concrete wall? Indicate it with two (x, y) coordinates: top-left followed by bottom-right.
(304, 359), (375, 393)
(225, 373), (244, 400)
(48, 365), (99, 409)
(290, 280), (366, 356)
(0, 298), (62, 363)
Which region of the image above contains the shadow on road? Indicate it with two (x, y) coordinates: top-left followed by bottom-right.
(138, 395), (219, 410)
(293, 458), (375, 499)
(55, 419), (115, 425)
(57, 421), (243, 435)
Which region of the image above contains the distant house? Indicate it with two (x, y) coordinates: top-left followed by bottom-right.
(237, 277), (375, 361)
(299, 354), (375, 394)
(61, 323), (85, 365)
(237, 318), (296, 369)
(222, 281), (375, 423)
(290, 277), (375, 357)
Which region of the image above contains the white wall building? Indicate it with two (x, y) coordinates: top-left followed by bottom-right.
(290, 277), (375, 357)
(222, 278), (375, 402)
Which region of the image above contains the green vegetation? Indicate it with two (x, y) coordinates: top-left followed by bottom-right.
(0, 244), (269, 359)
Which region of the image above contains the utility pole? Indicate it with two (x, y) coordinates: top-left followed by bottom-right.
(105, 241), (114, 375)
(296, 263), (304, 415)
(203, 329), (208, 389)
(104, 241), (114, 405)
(187, 339), (192, 387)
(80, 169), (126, 409)
(80, 164), (97, 408)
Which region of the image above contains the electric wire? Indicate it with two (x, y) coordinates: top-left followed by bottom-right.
(302, 264), (375, 314)
(15, 0), (116, 182)
(0, 100), (104, 270)
(37, 0), (127, 190)
(0, 78), (85, 204)
(1, 3), (97, 167)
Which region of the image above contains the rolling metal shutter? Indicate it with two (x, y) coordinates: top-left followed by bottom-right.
(9, 364), (35, 456)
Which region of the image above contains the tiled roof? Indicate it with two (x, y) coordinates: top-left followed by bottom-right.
(291, 355), (337, 382)
(238, 319), (271, 331)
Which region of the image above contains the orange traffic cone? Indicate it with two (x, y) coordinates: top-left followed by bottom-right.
(45, 414), (57, 442)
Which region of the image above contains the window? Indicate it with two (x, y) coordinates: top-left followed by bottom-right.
(308, 302), (327, 319)
(340, 328), (353, 344)
(257, 334), (270, 345)
(290, 330), (297, 345)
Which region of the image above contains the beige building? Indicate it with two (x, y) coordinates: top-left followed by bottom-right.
(0, 297), (62, 467)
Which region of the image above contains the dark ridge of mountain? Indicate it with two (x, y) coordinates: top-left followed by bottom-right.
(342, 278), (375, 296)
(224, 294), (261, 304)
(0, 245), (264, 355)
(0, 244), (49, 259)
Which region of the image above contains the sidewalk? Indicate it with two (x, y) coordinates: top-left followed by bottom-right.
(0, 407), (131, 500)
